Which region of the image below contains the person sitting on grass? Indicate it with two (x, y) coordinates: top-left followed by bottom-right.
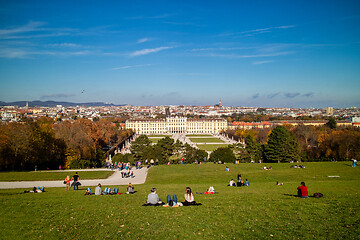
(276, 181), (283, 186)
(95, 183), (102, 195)
(205, 186), (215, 194)
(182, 187), (201, 206)
(229, 179), (236, 187)
(85, 188), (92, 195)
(297, 182), (309, 198)
(244, 179), (250, 186)
(145, 188), (164, 206)
(127, 183), (134, 194)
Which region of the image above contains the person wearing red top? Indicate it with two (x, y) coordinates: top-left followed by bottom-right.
(297, 182), (308, 198)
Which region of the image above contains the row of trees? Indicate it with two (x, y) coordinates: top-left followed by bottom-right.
(113, 135), (207, 164)
(223, 123), (360, 163)
(0, 118), (133, 171)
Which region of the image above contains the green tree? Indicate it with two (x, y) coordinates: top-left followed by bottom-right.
(154, 136), (174, 163)
(265, 126), (301, 163)
(245, 136), (262, 163)
(326, 118), (337, 129)
(210, 147), (236, 163)
(228, 143), (248, 163)
(130, 135), (152, 161)
(184, 144), (207, 163)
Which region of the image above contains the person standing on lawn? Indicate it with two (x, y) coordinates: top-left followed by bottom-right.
(65, 176), (71, 191)
(72, 172), (80, 190)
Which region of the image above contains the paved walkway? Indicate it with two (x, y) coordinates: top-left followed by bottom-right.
(0, 167), (149, 189)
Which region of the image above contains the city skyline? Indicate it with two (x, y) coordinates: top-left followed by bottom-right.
(0, 1), (359, 108)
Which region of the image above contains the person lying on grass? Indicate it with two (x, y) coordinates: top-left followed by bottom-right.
(163, 195), (183, 207)
(24, 186), (45, 193)
(182, 187), (201, 206)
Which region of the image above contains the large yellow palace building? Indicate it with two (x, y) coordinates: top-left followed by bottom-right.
(125, 116), (227, 134)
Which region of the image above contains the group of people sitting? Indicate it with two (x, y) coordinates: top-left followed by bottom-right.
(24, 186), (45, 193)
(85, 183), (135, 195)
(143, 187), (202, 207)
(228, 173), (249, 187)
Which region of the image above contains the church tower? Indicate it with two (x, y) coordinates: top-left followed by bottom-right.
(219, 99), (222, 107)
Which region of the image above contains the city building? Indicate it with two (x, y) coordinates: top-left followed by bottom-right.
(326, 107), (334, 115)
(125, 116), (227, 134)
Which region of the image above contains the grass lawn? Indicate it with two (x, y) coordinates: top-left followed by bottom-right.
(0, 171), (114, 182)
(147, 135), (171, 138)
(0, 162), (359, 239)
(186, 134), (212, 137)
(150, 138), (163, 144)
(197, 144), (229, 151)
(189, 137), (225, 143)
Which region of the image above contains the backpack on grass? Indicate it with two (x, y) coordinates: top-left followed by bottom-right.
(313, 192), (323, 198)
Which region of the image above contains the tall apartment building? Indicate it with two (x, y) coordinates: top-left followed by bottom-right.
(125, 116), (227, 134)
(326, 107), (334, 115)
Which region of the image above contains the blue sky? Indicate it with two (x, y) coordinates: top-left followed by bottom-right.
(0, 0), (359, 108)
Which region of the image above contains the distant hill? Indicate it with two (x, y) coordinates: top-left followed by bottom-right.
(0, 100), (125, 107)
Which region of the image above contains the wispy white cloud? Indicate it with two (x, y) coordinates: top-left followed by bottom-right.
(191, 47), (256, 52)
(129, 46), (173, 57)
(137, 38), (151, 44)
(201, 51), (294, 59)
(111, 64), (152, 70)
(219, 25), (296, 38)
(0, 21), (76, 40)
(0, 48), (93, 58)
(0, 21), (45, 36)
(47, 43), (84, 48)
(252, 60), (274, 65)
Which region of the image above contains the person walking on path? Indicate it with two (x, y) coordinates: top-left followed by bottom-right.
(65, 176), (71, 191)
(72, 172), (80, 190)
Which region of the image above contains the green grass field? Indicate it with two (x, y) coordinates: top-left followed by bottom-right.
(150, 138), (163, 144)
(0, 162), (359, 239)
(189, 138), (225, 143)
(0, 171), (113, 181)
(147, 135), (171, 138)
(197, 144), (229, 151)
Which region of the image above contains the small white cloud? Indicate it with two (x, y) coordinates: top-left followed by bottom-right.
(252, 60), (274, 65)
(129, 46), (172, 57)
(137, 38), (150, 43)
(111, 64), (152, 70)
(47, 43), (83, 48)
